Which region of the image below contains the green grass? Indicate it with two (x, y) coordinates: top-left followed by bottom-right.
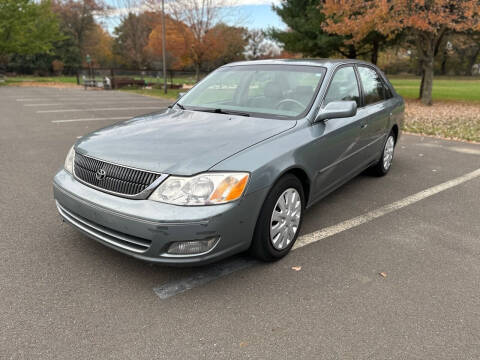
(4, 75), (480, 103)
(125, 76), (480, 103)
(4, 76), (77, 84)
(390, 77), (480, 102)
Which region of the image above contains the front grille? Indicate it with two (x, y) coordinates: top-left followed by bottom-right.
(56, 202), (151, 253)
(74, 153), (161, 196)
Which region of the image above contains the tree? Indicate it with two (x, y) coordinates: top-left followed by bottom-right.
(114, 12), (157, 68)
(394, 0), (480, 105)
(268, 0), (357, 58)
(147, 19), (246, 71)
(321, 0), (480, 105)
(167, 0), (233, 80)
(206, 24), (247, 68)
(0, 0), (62, 66)
(146, 15), (194, 69)
(449, 32), (480, 76)
(245, 29), (272, 60)
(321, 0), (401, 64)
(52, 0), (104, 66)
(85, 24), (114, 67)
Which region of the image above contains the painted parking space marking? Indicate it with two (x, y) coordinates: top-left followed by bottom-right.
(51, 116), (132, 123)
(153, 168), (480, 300)
(294, 167), (480, 249)
(24, 100), (161, 107)
(153, 258), (260, 299)
(38, 106), (164, 113)
(417, 143), (480, 156)
(16, 96), (147, 102)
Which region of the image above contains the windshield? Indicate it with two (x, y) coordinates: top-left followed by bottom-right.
(178, 65), (327, 119)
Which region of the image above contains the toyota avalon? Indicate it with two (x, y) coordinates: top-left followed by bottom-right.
(53, 59), (404, 265)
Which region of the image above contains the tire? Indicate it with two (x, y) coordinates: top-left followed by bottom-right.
(250, 174), (305, 262)
(369, 131), (396, 177)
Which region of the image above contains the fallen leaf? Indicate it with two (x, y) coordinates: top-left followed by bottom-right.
(291, 266), (302, 271)
(379, 272), (387, 278)
(239, 342), (248, 348)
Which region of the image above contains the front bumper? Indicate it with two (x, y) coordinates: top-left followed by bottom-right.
(53, 169), (267, 265)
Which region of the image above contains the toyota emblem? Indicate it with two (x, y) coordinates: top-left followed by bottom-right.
(95, 168), (107, 181)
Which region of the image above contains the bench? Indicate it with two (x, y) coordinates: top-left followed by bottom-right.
(111, 78), (146, 89)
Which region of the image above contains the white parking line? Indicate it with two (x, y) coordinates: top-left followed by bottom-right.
(52, 117), (131, 123)
(418, 143), (480, 156)
(294, 167), (480, 249)
(154, 168), (480, 299)
(38, 106), (164, 113)
(17, 97), (145, 102)
(24, 101), (161, 107)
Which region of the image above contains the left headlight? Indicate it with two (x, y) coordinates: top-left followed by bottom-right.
(149, 172), (249, 206)
(64, 146), (75, 174)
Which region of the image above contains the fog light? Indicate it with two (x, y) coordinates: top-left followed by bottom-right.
(167, 237), (219, 255)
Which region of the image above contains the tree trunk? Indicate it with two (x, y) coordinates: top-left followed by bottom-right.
(195, 63), (200, 82)
(440, 49), (448, 75)
(371, 39), (379, 65)
(420, 57), (434, 106)
(347, 45), (357, 59)
(418, 62), (425, 100)
(416, 32), (436, 105)
(466, 47), (480, 76)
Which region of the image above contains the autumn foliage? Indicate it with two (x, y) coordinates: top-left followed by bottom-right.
(146, 16), (194, 69)
(146, 16), (246, 74)
(322, 0), (480, 105)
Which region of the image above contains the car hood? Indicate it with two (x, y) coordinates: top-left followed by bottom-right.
(75, 109), (296, 175)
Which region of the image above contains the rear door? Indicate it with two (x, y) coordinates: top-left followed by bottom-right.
(356, 65), (394, 162)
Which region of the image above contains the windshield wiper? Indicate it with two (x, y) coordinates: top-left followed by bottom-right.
(168, 102), (185, 110)
(195, 108), (250, 117)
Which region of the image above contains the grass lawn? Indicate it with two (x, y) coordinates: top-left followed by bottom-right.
(390, 77), (480, 102)
(3, 76), (78, 84)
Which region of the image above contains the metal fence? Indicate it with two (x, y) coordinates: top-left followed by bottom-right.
(77, 68), (206, 89)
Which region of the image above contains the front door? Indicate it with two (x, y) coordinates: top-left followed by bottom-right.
(310, 65), (367, 200)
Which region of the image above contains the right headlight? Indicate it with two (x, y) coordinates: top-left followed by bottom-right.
(149, 172), (249, 206)
(64, 146), (75, 174)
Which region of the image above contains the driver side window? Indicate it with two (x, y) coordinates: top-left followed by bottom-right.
(324, 66), (360, 107)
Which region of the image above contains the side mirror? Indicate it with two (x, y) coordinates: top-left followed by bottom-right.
(314, 101), (357, 123)
(177, 92), (186, 99)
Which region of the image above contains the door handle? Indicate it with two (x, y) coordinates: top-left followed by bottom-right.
(360, 123), (368, 129)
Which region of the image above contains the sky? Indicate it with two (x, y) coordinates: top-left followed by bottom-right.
(231, 4), (285, 30)
(102, 1), (286, 32)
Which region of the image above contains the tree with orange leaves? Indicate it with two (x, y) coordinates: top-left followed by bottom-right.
(322, 0), (480, 105)
(146, 15), (194, 70)
(147, 17), (247, 73)
(167, 0), (237, 80)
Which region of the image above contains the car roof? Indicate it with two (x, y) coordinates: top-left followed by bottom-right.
(224, 58), (375, 69)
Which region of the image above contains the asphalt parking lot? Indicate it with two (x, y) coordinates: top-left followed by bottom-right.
(1, 86), (480, 359)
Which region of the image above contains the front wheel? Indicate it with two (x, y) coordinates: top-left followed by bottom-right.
(250, 174), (305, 261)
(369, 132), (396, 176)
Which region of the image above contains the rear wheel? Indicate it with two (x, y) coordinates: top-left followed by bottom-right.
(250, 174), (305, 261)
(369, 131), (396, 176)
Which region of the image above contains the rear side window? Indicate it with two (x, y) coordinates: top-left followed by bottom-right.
(357, 66), (388, 105)
(324, 66), (360, 107)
